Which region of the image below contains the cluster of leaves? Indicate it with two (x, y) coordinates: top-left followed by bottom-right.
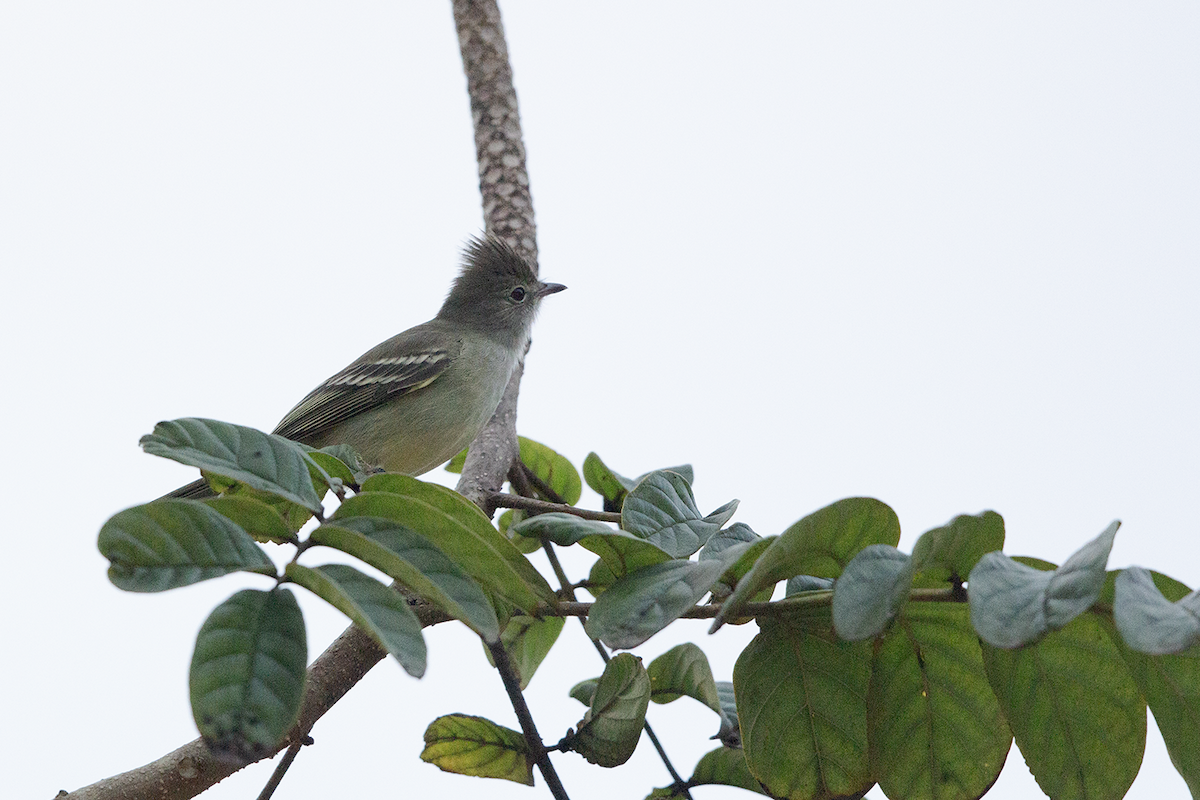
(98, 418), (1200, 799)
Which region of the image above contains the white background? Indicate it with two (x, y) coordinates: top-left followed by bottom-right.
(3, 3), (1198, 799)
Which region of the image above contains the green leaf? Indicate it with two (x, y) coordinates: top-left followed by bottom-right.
(571, 652), (651, 767)
(832, 544), (914, 641)
(1104, 571), (1200, 795)
(202, 495), (294, 544)
(586, 557), (730, 650)
(969, 521), (1120, 648)
(713, 497), (900, 632)
(313, 443), (363, 475)
(869, 602), (1011, 800)
(285, 563), (426, 677)
(583, 452), (635, 509)
(189, 588), (307, 762)
(518, 436), (582, 505)
(982, 613), (1145, 800)
(483, 614), (565, 690)
(140, 418), (325, 512)
(714, 681), (741, 747)
(911, 511), (1004, 586)
(735, 615), (873, 799)
(622, 470), (738, 558)
(647, 643), (721, 711)
(207, 482), (315, 533)
(647, 747), (767, 798)
(698, 522), (760, 561)
(98, 500), (276, 592)
(712, 536), (775, 601)
(1112, 566), (1200, 654)
(785, 574), (835, 596)
(444, 448), (468, 474)
(570, 678), (599, 706)
(497, 509), (541, 554)
(515, 512), (674, 583)
(309, 517), (499, 642)
(646, 643), (736, 742)
(337, 475), (556, 613)
(421, 714), (534, 786)
(689, 747), (769, 795)
(303, 449), (355, 490)
(513, 512), (617, 545)
(585, 537), (681, 587)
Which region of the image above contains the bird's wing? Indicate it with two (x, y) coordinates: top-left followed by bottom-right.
(272, 323), (461, 443)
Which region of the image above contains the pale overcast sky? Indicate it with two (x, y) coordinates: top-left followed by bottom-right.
(3, 3), (1198, 799)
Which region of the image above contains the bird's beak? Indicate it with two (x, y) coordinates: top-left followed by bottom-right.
(537, 282), (567, 297)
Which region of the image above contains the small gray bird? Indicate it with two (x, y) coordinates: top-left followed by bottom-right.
(170, 236), (564, 498)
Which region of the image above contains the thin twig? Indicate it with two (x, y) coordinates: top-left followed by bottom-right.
(516, 455), (694, 800)
(487, 641), (570, 800)
(521, 460), (567, 504)
(547, 588), (961, 620)
(255, 739), (305, 800)
(491, 492), (622, 523)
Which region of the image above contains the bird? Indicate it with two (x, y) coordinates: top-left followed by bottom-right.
(169, 235), (565, 498)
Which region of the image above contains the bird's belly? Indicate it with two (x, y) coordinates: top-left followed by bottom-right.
(310, 338), (517, 476)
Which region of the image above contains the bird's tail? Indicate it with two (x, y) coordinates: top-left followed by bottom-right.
(162, 478), (215, 500)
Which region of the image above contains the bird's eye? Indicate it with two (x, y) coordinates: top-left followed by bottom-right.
(510, 287), (527, 302)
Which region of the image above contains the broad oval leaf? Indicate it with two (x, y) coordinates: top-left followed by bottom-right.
(970, 522), (1119, 649)
(497, 509), (540, 554)
(309, 517), (499, 642)
(785, 574), (835, 596)
(303, 448), (356, 488)
(190, 588), (307, 762)
(570, 678), (599, 706)
(710, 536), (776, 609)
(698, 522), (760, 561)
(647, 643), (721, 712)
(712, 497), (900, 631)
(869, 602), (1011, 800)
(518, 437), (582, 505)
(1113, 566), (1200, 655)
(203, 495), (294, 544)
(832, 544), (914, 641)
(421, 714), (533, 785)
(967, 553), (1053, 648)
(572, 652), (651, 767)
(714, 681), (740, 747)
(583, 452), (636, 509)
(515, 513), (674, 585)
(1044, 520), (1120, 625)
(586, 558), (728, 650)
(1105, 570), (1200, 796)
(512, 512), (617, 545)
(687, 747), (768, 796)
(99, 500), (276, 592)
(981, 613), (1145, 800)
(735, 616), (873, 799)
(911, 510), (1005, 586)
(622, 471), (737, 558)
(647, 643), (736, 743)
(285, 563), (426, 677)
(140, 418), (325, 512)
(483, 614), (566, 690)
(338, 475), (555, 612)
